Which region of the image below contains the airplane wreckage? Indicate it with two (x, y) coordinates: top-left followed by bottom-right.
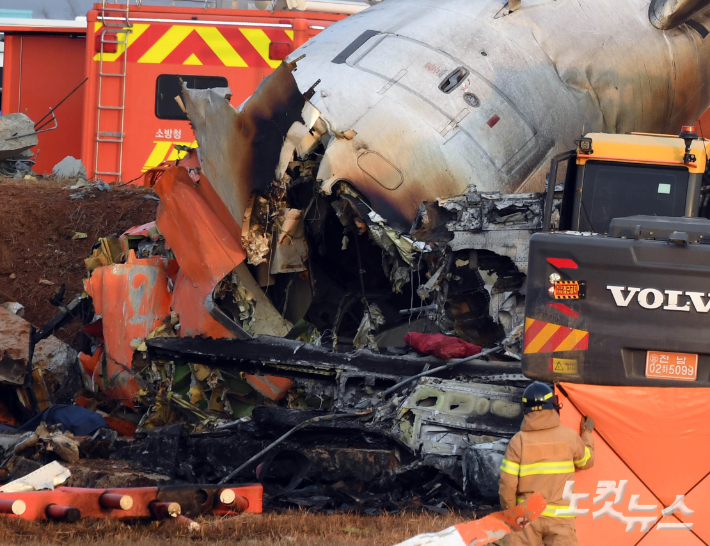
(27, 0), (710, 510)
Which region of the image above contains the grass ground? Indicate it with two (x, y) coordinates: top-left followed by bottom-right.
(0, 510), (466, 545)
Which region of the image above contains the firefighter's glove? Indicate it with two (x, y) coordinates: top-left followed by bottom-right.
(581, 416), (594, 432)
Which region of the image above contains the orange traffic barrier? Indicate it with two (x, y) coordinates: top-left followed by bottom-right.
(98, 493), (133, 511)
(46, 504), (80, 522)
(0, 484), (262, 521)
(217, 488), (249, 512)
(0, 499), (25, 515)
(175, 514), (201, 531)
(150, 501), (181, 519)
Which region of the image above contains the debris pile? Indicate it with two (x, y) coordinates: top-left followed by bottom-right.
(0, 114), (38, 178)
(0, 306), (80, 419)
(0, 60), (531, 520)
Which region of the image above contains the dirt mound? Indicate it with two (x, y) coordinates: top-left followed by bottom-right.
(0, 177), (158, 343)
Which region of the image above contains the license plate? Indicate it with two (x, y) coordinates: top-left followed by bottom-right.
(646, 351), (698, 381)
(553, 281), (581, 299)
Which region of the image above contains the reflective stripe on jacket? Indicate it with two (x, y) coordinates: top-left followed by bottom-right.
(499, 409), (594, 517)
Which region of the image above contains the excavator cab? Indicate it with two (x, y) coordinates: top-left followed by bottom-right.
(544, 128), (710, 233)
(523, 127), (710, 387)
(523, 128), (710, 546)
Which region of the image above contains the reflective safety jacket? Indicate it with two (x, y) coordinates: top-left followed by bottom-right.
(499, 409), (594, 518)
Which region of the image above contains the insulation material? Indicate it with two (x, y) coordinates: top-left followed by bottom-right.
(270, 208), (309, 274)
(241, 196), (271, 267)
(1, 461), (70, 493)
(84, 238), (124, 272)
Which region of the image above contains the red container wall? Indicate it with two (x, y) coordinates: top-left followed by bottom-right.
(2, 34), (86, 174)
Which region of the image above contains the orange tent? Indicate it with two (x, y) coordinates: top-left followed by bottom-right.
(557, 383), (710, 545)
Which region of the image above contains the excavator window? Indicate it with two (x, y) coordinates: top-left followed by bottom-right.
(700, 169), (710, 219)
(578, 161), (688, 234)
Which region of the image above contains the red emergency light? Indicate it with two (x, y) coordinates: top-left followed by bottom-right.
(546, 257), (578, 269)
(680, 125), (698, 164)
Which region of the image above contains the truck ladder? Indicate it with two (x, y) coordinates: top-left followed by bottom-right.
(94, 1), (139, 181)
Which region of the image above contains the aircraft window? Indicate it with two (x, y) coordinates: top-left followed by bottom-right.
(155, 74), (229, 120)
(439, 66), (469, 94)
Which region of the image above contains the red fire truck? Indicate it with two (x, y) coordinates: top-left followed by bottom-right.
(0, 2), (354, 181)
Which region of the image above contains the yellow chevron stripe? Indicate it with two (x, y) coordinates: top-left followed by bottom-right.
(555, 329), (587, 352)
(166, 141), (199, 162)
(195, 26), (247, 67)
(183, 53), (202, 65)
(143, 141), (173, 172)
(524, 323), (560, 354)
(240, 28), (281, 68)
(138, 25), (193, 64)
(93, 23), (150, 62)
(525, 317), (536, 331)
(96, 24), (286, 67)
(142, 141), (199, 172)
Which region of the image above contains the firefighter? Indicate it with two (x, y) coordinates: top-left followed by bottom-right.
(499, 381), (595, 546)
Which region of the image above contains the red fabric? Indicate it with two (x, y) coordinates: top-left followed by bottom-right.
(404, 333), (482, 361)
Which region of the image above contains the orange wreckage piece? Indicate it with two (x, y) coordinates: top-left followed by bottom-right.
(392, 493), (546, 546)
(83, 251), (174, 408)
(81, 162), (295, 407)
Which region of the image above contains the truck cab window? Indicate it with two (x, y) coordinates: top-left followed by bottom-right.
(579, 162), (688, 234)
(155, 74), (228, 120)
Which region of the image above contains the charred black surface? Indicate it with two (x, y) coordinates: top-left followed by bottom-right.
(155, 485), (225, 517)
(104, 418), (484, 513)
(232, 63), (305, 196)
(410, 201), (457, 244)
(145, 335), (521, 378)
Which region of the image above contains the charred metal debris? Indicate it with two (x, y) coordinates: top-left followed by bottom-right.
(2, 58), (540, 513)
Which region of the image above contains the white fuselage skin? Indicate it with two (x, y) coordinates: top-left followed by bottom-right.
(287, 0), (710, 230)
